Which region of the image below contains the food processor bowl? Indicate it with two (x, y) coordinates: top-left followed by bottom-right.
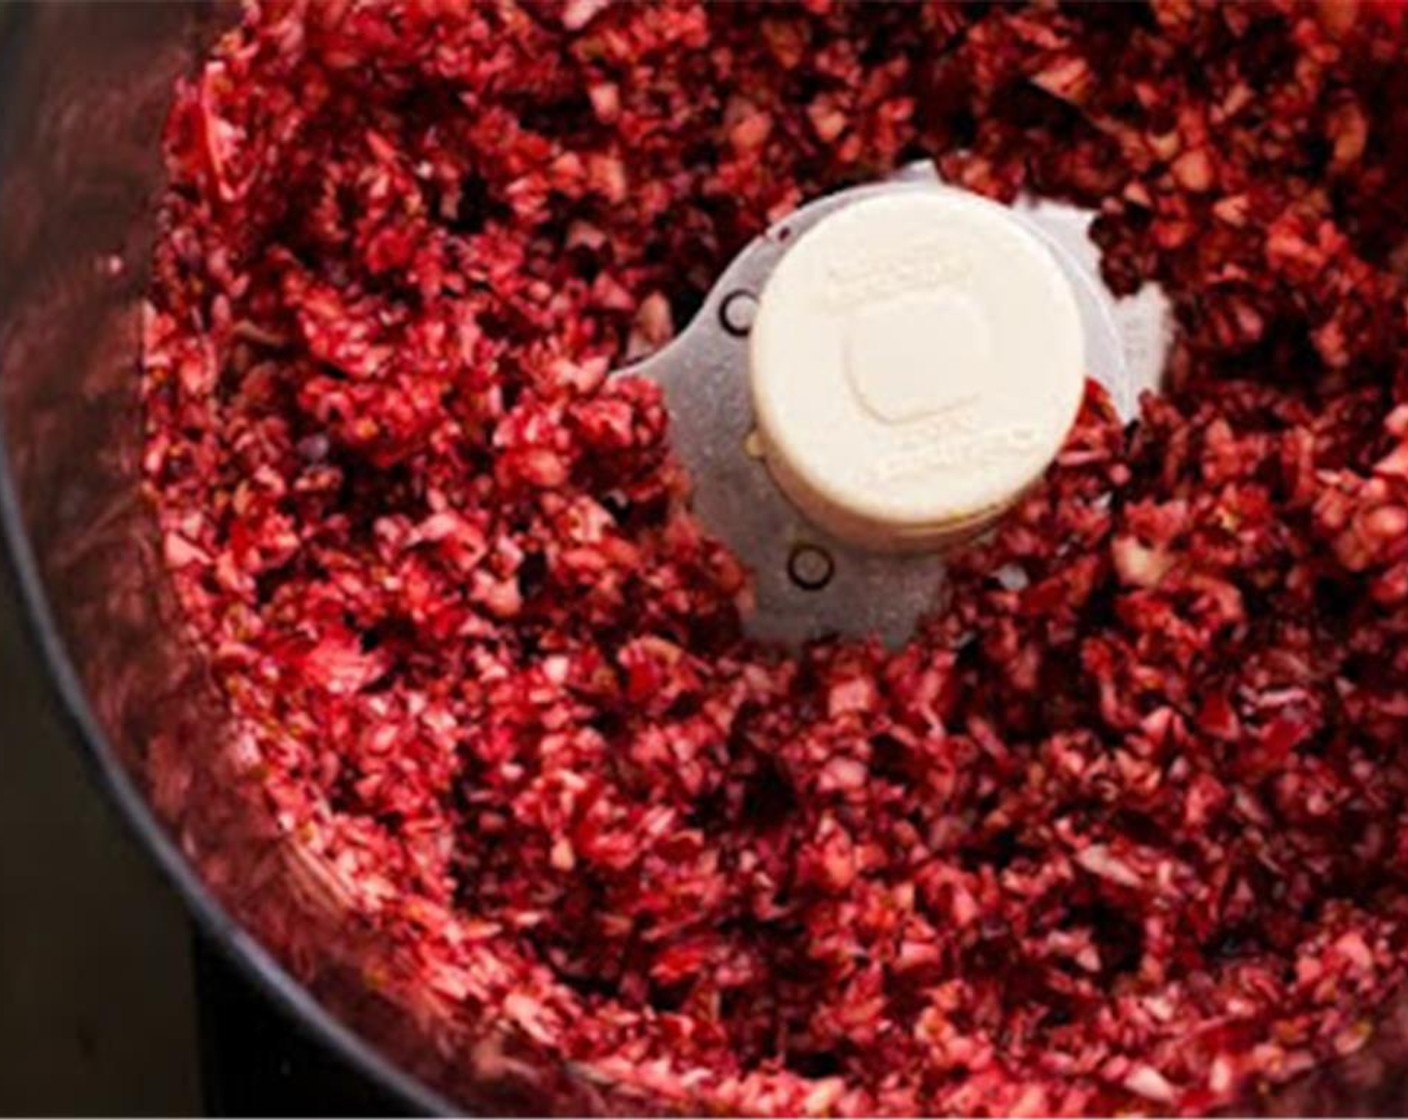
(3, 4), (1408, 1115)
(0, 5), (483, 1113)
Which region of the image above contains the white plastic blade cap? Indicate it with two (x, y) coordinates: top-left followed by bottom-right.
(749, 189), (1086, 550)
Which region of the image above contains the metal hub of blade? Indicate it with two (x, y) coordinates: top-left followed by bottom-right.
(616, 167), (1170, 647)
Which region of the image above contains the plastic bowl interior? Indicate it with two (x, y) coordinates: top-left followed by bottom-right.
(0, 5), (451, 1114)
(6, 5), (1408, 1116)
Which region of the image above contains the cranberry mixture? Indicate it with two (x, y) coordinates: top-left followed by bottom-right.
(144, 1), (1408, 1113)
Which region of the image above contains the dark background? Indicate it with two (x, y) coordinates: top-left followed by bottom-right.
(0, 550), (412, 1116)
(0, 551), (199, 1113)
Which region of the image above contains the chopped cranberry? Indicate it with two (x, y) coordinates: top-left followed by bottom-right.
(142, 2), (1408, 1114)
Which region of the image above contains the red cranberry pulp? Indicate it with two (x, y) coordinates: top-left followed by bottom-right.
(142, 2), (1408, 1114)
